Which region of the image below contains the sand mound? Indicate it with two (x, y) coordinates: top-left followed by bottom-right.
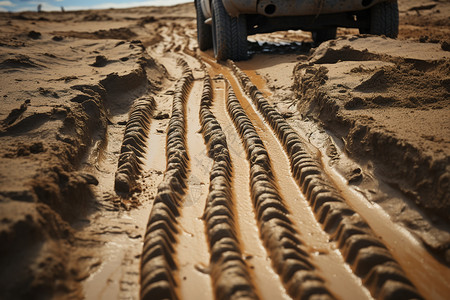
(0, 29), (163, 297)
(294, 35), (450, 222)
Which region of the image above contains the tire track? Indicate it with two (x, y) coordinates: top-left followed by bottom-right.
(115, 96), (156, 194)
(176, 71), (213, 299)
(209, 76), (292, 300)
(83, 14), (446, 299)
(141, 22), (434, 299)
(225, 81), (334, 300)
(228, 61), (424, 300)
(82, 95), (158, 300)
(201, 55), (371, 300)
(140, 59), (193, 300)
(199, 74), (259, 300)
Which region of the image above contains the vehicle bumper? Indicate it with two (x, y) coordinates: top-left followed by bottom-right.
(222, 0), (386, 17)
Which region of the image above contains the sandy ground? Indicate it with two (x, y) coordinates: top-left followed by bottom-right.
(0, 1), (449, 299)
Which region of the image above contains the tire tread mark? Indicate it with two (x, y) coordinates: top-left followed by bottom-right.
(228, 61), (423, 300)
(140, 59), (193, 300)
(115, 96), (156, 193)
(199, 74), (259, 300)
(225, 80), (334, 300)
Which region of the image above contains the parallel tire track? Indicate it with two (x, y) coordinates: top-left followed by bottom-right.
(226, 81), (334, 300)
(228, 61), (423, 300)
(140, 59), (193, 300)
(115, 96), (156, 194)
(199, 75), (259, 300)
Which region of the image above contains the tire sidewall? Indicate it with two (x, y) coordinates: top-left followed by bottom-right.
(211, 0), (247, 61)
(212, 0), (227, 60)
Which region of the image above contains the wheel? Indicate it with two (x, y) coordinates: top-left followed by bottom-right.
(195, 0), (212, 51)
(370, 0), (398, 38)
(212, 0), (247, 61)
(359, 0), (398, 38)
(312, 27), (337, 46)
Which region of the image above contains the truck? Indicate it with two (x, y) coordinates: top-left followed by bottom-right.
(195, 0), (399, 60)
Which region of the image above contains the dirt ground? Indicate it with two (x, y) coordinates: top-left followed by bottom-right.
(0, 0), (449, 299)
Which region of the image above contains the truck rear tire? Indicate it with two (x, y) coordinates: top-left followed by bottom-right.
(195, 0), (213, 51)
(212, 0), (247, 61)
(360, 0), (399, 38)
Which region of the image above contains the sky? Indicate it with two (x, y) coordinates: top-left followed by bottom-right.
(0, 0), (192, 12)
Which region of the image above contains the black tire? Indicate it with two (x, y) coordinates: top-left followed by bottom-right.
(360, 0), (399, 38)
(212, 0), (247, 61)
(312, 27), (337, 46)
(195, 0), (212, 51)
